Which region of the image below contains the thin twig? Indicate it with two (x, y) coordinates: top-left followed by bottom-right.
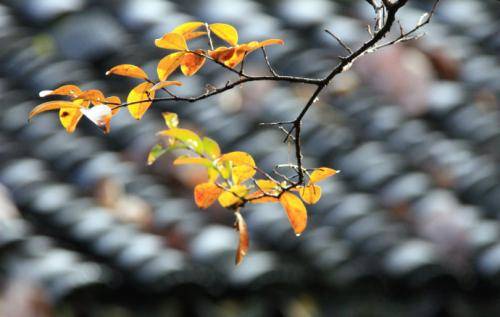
(324, 29), (353, 54)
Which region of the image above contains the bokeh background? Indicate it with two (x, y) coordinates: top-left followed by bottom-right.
(0, 0), (499, 316)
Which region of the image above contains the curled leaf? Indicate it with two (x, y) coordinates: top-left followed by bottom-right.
(162, 112), (179, 128)
(209, 23), (238, 46)
(39, 84), (82, 98)
(279, 192), (307, 236)
(299, 184), (322, 204)
(106, 64), (148, 80)
(157, 52), (185, 81)
(29, 101), (80, 120)
(127, 82), (154, 120)
(159, 128), (204, 154)
(194, 182), (223, 209)
(147, 143), (168, 165)
(155, 32), (188, 51)
(75, 89), (106, 105)
(235, 211), (249, 265)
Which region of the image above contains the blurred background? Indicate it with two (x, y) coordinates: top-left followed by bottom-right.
(0, 0), (499, 316)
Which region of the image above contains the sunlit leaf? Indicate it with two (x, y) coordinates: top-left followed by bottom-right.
(184, 31), (207, 40)
(29, 101), (80, 120)
(180, 52), (206, 76)
(235, 211), (249, 265)
(209, 23), (238, 46)
(147, 143), (168, 165)
(159, 128), (204, 154)
(104, 96), (121, 115)
(155, 32), (188, 51)
(299, 184), (322, 204)
(75, 89), (106, 105)
(248, 195), (279, 204)
(208, 47), (236, 64)
(202, 137), (221, 160)
(162, 112), (179, 128)
(173, 156), (212, 167)
(194, 182), (223, 209)
(309, 167), (338, 184)
(218, 185), (247, 208)
(81, 104), (113, 133)
(127, 82), (154, 120)
(258, 38), (284, 48)
(279, 192), (307, 236)
(157, 52), (185, 81)
(58, 99), (89, 133)
(173, 21), (204, 35)
(105, 64), (148, 80)
(149, 81), (183, 92)
(39, 84), (82, 98)
(218, 151), (256, 184)
(255, 179), (280, 194)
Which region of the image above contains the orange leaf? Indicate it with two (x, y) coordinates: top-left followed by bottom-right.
(208, 47), (235, 64)
(29, 101), (81, 120)
(39, 84), (82, 98)
(235, 211), (249, 265)
(259, 38), (284, 48)
(157, 52), (185, 81)
(127, 82), (154, 120)
(218, 151), (256, 184)
(183, 31), (207, 41)
(180, 52), (206, 76)
(155, 32), (188, 51)
(279, 192), (307, 236)
(173, 156), (211, 167)
(194, 182), (223, 209)
(173, 21), (204, 35)
(299, 184), (322, 204)
(247, 193), (279, 204)
(104, 96), (121, 115)
(209, 23), (238, 46)
(309, 167), (338, 184)
(106, 64), (148, 80)
(149, 81), (183, 92)
(75, 89), (105, 105)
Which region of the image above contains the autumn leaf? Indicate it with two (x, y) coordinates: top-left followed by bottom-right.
(75, 89), (106, 105)
(298, 184), (322, 204)
(279, 192), (307, 236)
(218, 151), (256, 184)
(149, 81), (182, 92)
(309, 167), (338, 184)
(162, 112), (179, 128)
(173, 21), (206, 40)
(58, 99), (89, 133)
(173, 156), (212, 167)
(39, 84), (82, 98)
(209, 39), (284, 68)
(157, 52), (185, 81)
(209, 23), (238, 46)
(235, 211), (249, 265)
(180, 52), (206, 76)
(155, 32), (188, 51)
(106, 64), (148, 80)
(218, 185), (247, 208)
(194, 182), (223, 209)
(202, 137), (221, 160)
(29, 101), (81, 120)
(147, 143), (168, 165)
(159, 128), (204, 154)
(127, 82), (154, 120)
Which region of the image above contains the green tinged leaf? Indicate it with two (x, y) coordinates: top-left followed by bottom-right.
(159, 128), (204, 154)
(202, 137), (221, 160)
(147, 143), (168, 165)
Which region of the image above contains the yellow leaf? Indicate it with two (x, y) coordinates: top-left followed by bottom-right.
(173, 156), (211, 166)
(299, 184), (322, 204)
(183, 31), (207, 41)
(202, 137), (221, 160)
(39, 84), (82, 98)
(173, 21), (204, 37)
(127, 82), (154, 120)
(208, 46), (235, 64)
(209, 23), (238, 46)
(29, 101), (80, 120)
(218, 185), (247, 208)
(149, 81), (183, 92)
(180, 52), (206, 76)
(147, 143), (168, 165)
(194, 182), (223, 209)
(155, 32), (188, 51)
(255, 179), (280, 194)
(157, 52), (185, 81)
(58, 99), (89, 133)
(248, 195), (279, 204)
(235, 211), (249, 265)
(218, 151), (256, 183)
(309, 167), (338, 184)
(279, 192), (307, 236)
(159, 128), (203, 153)
(105, 64), (148, 80)
(161, 112), (179, 128)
